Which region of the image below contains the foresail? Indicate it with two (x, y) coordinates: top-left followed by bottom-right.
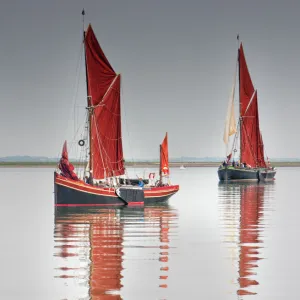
(160, 133), (169, 176)
(84, 25), (125, 179)
(223, 60), (237, 146)
(239, 44), (266, 167)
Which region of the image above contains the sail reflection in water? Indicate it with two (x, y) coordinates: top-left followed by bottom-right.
(53, 204), (178, 299)
(218, 182), (274, 297)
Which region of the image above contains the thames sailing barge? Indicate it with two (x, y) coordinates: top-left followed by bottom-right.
(218, 40), (276, 182)
(54, 21), (179, 206)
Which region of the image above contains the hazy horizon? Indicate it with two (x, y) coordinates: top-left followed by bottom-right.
(1, 0), (300, 160)
(1, 154), (300, 162)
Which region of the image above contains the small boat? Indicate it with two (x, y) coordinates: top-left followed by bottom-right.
(218, 37), (276, 182)
(179, 156), (186, 170)
(54, 12), (179, 206)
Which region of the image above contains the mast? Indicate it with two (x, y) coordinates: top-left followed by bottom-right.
(82, 9), (93, 175)
(159, 144), (162, 184)
(237, 34), (242, 162)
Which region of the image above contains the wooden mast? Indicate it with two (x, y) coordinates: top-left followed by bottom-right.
(82, 9), (93, 178)
(237, 34), (242, 164)
(159, 144), (162, 185)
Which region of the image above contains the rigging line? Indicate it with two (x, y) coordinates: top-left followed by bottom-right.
(97, 132), (122, 141)
(92, 114), (107, 179)
(120, 75), (135, 173)
(68, 113), (89, 172)
(241, 123), (259, 167)
(74, 45), (84, 135)
(93, 114), (123, 167)
(230, 120), (240, 158)
(55, 44), (83, 166)
(75, 113), (89, 177)
(69, 110), (89, 150)
(71, 42), (84, 136)
(261, 130), (269, 164)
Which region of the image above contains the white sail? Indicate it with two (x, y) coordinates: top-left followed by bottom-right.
(223, 60), (237, 146)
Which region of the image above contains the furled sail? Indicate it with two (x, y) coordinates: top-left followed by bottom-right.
(223, 60), (237, 146)
(160, 133), (169, 176)
(239, 44), (266, 168)
(58, 141), (79, 181)
(84, 24), (125, 179)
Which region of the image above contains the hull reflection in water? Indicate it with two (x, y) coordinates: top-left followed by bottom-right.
(218, 182), (275, 297)
(54, 204), (178, 299)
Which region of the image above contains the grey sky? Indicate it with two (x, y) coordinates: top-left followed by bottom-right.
(1, 0), (299, 159)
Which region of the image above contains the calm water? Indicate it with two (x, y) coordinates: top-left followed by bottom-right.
(0, 167), (299, 299)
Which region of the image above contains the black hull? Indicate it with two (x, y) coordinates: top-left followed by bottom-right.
(218, 167), (276, 182)
(218, 167), (259, 182)
(55, 174), (179, 206)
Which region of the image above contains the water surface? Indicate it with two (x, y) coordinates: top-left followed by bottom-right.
(0, 167), (299, 299)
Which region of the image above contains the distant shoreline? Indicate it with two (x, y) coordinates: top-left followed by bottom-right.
(0, 161), (300, 168)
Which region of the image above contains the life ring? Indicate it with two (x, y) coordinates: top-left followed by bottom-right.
(78, 139), (85, 146)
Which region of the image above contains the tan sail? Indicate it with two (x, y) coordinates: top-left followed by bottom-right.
(223, 60), (237, 146)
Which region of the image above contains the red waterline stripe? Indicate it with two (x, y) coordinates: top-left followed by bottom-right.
(55, 202), (144, 207)
(55, 203), (124, 207)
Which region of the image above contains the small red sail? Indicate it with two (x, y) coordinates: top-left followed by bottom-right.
(160, 133), (169, 176)
(58, 141), (79, 181)
(239, 44), (266, 168)
(84, 25), (125, 179)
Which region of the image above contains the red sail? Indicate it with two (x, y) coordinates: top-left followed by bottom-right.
(85, 25), (125, 179)
(239, 44), (266, 168)
(160, 133), (169, 175)
(85, 24), (117, 106)
(58, 141), (79, 181)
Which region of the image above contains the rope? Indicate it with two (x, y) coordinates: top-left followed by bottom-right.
(120, 74), (136, 175)
(55, 39), (84, 166)
(92, 114), (107, 179)
(240, 121), (259, 167)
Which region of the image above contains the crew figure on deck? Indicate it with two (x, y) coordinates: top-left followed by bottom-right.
(138, 178), (144, 188)
(85, 170), (93, 185)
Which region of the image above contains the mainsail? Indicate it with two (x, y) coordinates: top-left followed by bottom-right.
(84, 25), (125, 179)
(239, 44), (266, 168)
(160, 133), (169, 176)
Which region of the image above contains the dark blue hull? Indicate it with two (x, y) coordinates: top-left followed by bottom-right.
(54, 173), (179, 206)
(55, 183), (177, 206)
(218, 167), (276, 182)
(218, 167), (259, 181)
